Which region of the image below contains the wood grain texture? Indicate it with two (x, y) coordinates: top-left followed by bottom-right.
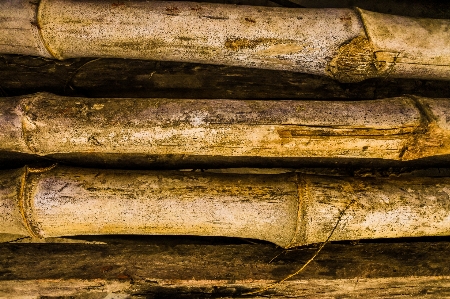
(1, 238), (450, 297)
(1, 55), (450, 101)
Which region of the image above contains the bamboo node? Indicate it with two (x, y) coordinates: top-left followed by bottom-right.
(18, 164), (58, 238)
(286, 173), (307, 248)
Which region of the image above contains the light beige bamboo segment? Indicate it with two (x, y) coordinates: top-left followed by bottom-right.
(0, 0), (52, 58)
(1, 166), (300, 247)
(0, 0), (449, 82)
(1, 166), (450, 247)
(1, 93), (450, 162)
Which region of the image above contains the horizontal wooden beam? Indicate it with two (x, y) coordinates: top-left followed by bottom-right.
(1, 238), (450, 297)
(1, 55), (450, 101)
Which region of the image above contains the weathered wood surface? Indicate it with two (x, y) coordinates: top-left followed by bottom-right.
(2, 165), (450, 248)
(1, 55), (450, 101)
(1, 0), (450, 82)
(2, 277), (450, 298)
(1, 238), (450, 297)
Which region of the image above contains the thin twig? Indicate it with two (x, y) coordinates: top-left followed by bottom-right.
(244, 198), (356, 295)
(64, 58), (102, 93)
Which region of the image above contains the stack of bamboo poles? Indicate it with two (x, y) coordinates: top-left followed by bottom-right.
(1, 0), (450, 249)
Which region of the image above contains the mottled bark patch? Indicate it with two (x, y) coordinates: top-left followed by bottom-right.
(327, 36), (390, 83)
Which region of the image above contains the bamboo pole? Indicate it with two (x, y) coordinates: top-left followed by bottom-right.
(1, 165), (450, 247)
(0, 0), (449, 82)
(1, 93), (450, 163)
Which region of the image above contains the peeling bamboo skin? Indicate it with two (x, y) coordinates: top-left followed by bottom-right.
(2, 166), (450, 247)
(328, 10), (450, 82)
(2, 92), (444, 162)
(404, 97), (450, 161)
(1, 0), (449, 81)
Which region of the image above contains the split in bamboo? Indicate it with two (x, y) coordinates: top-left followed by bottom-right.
(1, 0), (449, 82)
(1, 165), (450, 247)
(1, 93), (450, 164)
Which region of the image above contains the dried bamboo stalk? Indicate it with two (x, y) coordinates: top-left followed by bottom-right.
(1, 0), (449, 82)
(1, 92), (450, 163)
(1, 165), (450, 247)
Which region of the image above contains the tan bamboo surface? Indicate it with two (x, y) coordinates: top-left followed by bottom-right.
(1, 165), (450, 247)
(1, 93), (450, 164)
(0, 0), (449, 82)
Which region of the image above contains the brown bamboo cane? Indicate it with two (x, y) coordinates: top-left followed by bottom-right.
(1, 93), (450, 164)
(0, 0), (449, 82)
(1, 165), (450, 247)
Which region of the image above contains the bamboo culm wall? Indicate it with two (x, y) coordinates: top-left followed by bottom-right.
(0, 0), (449, 82)
(1, 165), (450, 247)
(1, 93), (450, 164)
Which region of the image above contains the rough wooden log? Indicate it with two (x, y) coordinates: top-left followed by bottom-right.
(2, 236), (450, 297)
(2, 55), (450, 101)
(2, 165), (450, 247)
(1, 0), (449, 82)
(1, 93), (450, 166)
(2, 276), (450, 298)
